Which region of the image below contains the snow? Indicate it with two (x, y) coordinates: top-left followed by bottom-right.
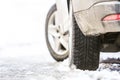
(0, 54), (120, 80)
(0, 0), (120, 80)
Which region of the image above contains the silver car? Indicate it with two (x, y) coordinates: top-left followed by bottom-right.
(45, 0), (120, 70)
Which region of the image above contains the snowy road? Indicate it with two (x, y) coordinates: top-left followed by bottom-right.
(0, 49), (120, 80)
(0, 58), (120, 80)
(0, 0), (120, 80)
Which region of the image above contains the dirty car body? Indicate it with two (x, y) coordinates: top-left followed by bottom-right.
(72, 0), (120, 35)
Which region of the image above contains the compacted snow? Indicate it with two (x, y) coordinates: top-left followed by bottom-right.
(0, 54), (120, 80)
(0, 43), (120, 80)
(0, 0), (120, 80)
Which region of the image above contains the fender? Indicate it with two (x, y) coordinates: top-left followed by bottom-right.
(71, 0), (120, 35)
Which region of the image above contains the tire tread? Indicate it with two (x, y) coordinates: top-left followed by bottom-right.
(72, 20), (100, 70)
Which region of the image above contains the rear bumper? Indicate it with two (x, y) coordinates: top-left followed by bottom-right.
(74, 1), (120, 35)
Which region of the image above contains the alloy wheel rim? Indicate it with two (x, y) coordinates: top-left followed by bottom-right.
(47, 11), (69, 55)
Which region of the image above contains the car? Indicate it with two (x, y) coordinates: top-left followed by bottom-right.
(45, 0), (120, 70)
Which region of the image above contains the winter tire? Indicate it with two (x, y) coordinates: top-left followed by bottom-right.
(70, 19), (101, 70)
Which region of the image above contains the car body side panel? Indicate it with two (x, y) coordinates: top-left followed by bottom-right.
(72, 0), (119, 12)
(72, 0), (120, 35)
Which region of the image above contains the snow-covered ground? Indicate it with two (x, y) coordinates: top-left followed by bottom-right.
(0, 46), (120, 80)
(0, 0), (120, 80)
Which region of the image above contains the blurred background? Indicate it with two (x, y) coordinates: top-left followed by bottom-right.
(0, 0), (55, 58)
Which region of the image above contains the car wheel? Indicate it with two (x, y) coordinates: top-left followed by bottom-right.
(45, 4), (69, 61)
